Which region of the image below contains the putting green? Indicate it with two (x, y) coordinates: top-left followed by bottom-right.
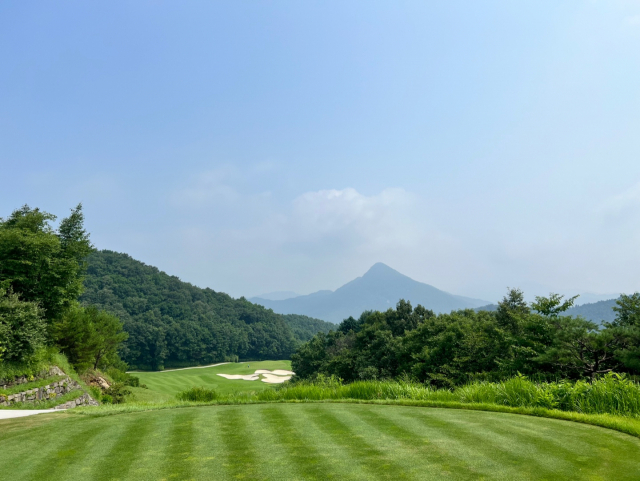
(132, 360), (292, 399)
(1, 404), (639, 480)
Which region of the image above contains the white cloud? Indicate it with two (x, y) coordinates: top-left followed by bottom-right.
(288, 187), (419, 247)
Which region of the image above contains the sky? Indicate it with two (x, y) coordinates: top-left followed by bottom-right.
(1, 1), (640, 303)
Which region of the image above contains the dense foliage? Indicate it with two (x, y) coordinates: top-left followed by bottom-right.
(0, 205), (92, 323)
(80, 250), (333, 370)
(292, 291), (640, 386)
(53, 306), (129, 371)
(0, 288), (46, 363)
(0, 205), (128, 377)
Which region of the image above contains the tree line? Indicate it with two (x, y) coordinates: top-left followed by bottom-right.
(292, 291), (640, 386)
(0, 204), (333, 374)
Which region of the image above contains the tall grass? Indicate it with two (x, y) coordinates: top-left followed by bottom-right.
(174, 373), (640, 418)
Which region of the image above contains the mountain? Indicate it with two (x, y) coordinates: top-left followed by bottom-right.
(250, 263), (490, 323)
(253, 291), (299, 301)
(565, 298), (618, 324)
(80, 250), (334, 370)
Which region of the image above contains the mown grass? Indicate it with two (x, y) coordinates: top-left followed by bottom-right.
(2, 403), (640, 480)
(132, 360), (292, 397)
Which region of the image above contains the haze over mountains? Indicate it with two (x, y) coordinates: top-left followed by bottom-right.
(250, 263), (491, 324)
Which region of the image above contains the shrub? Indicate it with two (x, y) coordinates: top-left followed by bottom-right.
(102, 382), (131, 404)
(101, 394), (113, 404)
(176, 387), (218, 402)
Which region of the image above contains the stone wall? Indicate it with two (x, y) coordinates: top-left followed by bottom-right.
(0, 366), (66, 390)
(0, 377), (81, 407)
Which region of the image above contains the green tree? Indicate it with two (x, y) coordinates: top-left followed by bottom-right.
(496, 288), (529, 334)
(0, 289), (47, 363)
(531, 293), (579, 318)
(540, 317), (626, 381)
(53, 306), (128, 371)
(0, 204), (93, 323)
(611, 293), (640, 372)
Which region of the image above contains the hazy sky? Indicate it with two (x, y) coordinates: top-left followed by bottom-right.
(1, 1), (640, 302)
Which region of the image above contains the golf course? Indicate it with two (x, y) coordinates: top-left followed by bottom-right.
(131, 360), (293, 399)
(1, 403), (640, 480)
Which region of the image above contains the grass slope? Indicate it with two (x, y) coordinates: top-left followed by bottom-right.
(2, 404), (640, 480)
(132, 360), (292, 398)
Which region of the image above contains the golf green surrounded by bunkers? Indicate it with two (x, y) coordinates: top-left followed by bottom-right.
(131, 360), (293, 399)
(1, 403), (640, 480)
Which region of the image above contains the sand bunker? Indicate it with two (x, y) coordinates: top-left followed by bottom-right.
(217, 374), (260, 381)
(261, 373), (292, 384)
(216, 369), (295, 384)
(255, 369), (295, 376)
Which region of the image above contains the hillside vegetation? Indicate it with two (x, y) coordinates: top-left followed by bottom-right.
(292, 292), (640, 386)
(81, 250), (333, 370)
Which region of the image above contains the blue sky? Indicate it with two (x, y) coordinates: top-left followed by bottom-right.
(1, 1), (640, 302)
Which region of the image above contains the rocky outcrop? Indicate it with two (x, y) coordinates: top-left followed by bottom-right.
(54, 393), (99, 409)
(85, 374), (110, 390)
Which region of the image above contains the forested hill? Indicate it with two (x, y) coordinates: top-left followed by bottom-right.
(80, 250), (333, 370)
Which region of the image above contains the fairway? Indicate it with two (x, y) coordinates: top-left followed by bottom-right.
(1, 404), (639, 480)
(132, 360), (292, 398)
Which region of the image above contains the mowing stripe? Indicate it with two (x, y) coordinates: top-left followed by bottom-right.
(0, 417), (66, 477)
(471, 412), (640, 477)
(396, 409), (570, 479)
(162, 409), (198, 480)
(26, 421), (109, 481)
(216, 406), (265, 480)
(350, 406), (474, 479)
(260, 406), (339, 480)
(303, 405), (413, 480)
(92, 414), (157, 480)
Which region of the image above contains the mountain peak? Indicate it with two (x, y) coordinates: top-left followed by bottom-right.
(363, 262), (402, 277)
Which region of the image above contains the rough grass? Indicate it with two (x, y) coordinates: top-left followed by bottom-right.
(240, 373), (640, 418)
(2, 403), (640, 480)
(132, 360), (292, 397)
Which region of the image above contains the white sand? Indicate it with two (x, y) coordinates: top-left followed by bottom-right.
(255, 369), (295, 376)
(261, 373), (292, 384)
(0, 409), (64, 419)
(216, 369), (295, 384)
(216, 374), (260, 381)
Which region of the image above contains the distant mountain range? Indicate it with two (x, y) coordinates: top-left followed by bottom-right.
(253, 291), (299, 301)
(476, 298), (620, 324)
(249, 263), (491, 324)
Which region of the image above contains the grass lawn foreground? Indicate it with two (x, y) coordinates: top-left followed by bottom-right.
(1, 403), (640, 480)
